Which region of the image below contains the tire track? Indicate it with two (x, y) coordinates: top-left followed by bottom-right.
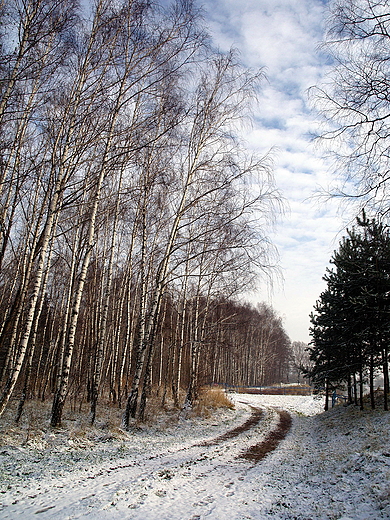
(1, 404), (266, 514)
(1, 404), (295, 519)
(195, 405), (264, 446)
(238, 408), (292, 463)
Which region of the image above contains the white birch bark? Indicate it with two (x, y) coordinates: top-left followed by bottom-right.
(0, 0), (108, 417)
(90, 171), (123, 423)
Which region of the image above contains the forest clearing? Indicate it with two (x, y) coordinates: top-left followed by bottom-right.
(1, 392), (390, 520)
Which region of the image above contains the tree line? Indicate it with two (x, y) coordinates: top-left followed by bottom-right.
(309, 213), (390, 411)
(0, 0), (287, 428)
(309, 0), (390, 411)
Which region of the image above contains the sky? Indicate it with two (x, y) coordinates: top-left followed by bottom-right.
(200, 0), (355, 343)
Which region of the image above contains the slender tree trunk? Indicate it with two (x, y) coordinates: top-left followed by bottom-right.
(185, 297), (201, 408)
(383, 347), (389, 411)
(123, 195), (150, 427)
(15, 238), (54, 422)
(370, 352), (375, 410)
(0, 181), (62, 416)
(324, 377), (329, 411)
(90, 173), (123, 424)
(118, 272), (137, 408)
(347, 373), (353, 405)
(173, 289), (188, 407)
(138, 296), (169, 421)
(51, 176), (106, 427)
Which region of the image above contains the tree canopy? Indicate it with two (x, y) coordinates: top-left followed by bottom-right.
(0, 0), (284, 427)
(313, 0), (390, 216)
(309, 212), (390, 410)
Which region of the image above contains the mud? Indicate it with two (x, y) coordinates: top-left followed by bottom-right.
(196, 406), (264, 447)
(239, 409), (292, 463)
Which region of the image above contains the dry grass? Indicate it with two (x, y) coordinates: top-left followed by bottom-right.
(238, 384), (312, 396)
(135, 387), (235, 425)
(194, 386), (235, 417)
(0, 398), (129, 449)
(0, 388), (235, 447)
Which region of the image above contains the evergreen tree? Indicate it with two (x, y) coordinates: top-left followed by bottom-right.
(309, 212), (390, 410)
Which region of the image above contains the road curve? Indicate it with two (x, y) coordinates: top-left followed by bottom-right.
(195, 405), (264, 446)
(239, 408), (292, 463)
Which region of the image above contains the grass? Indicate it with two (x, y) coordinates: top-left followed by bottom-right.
(194, 386), (235, 416)
(0, 387), (235, 447)
(238, 384), (312, 396)
(0, 398), (131, 449)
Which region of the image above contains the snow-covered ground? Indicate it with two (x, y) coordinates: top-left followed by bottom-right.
(1, 393), (390, 519)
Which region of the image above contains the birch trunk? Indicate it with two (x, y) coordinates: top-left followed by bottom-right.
(90, 172), (123, 423)
(0, 187), (61, 415)
(123, 196), (149, 426)
(15, 237), (54, 422)
(383, 347), (389, 411)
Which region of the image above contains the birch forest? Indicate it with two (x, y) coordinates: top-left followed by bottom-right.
(0, 0), (290, 428)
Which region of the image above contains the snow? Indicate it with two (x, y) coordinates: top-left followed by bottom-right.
(1, 394), (390, 519)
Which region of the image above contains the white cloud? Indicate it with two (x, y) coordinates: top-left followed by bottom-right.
(202, 0), (354, 342)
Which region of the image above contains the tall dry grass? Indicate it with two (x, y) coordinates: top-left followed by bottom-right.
(0, 387), (235, 445)
(194, 387), (235, 417)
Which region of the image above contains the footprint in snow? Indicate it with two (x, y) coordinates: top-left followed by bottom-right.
(193, 495), (214, 507)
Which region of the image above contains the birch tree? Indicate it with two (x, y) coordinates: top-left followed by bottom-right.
(0, 0), (284, 425)
(50, 0), (204, 426)
(123, 51), (279, 425)
(0, 0), (79, 416)
(314, 0), (390, 215)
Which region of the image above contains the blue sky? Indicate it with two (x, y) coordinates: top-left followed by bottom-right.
(200, 0), (355, 342)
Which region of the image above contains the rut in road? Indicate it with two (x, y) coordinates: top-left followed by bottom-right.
(239, 408), (292, 463)
(195, 405), (264, 447)
(5, 405), (267, 508)
(1, 404), (296, 519)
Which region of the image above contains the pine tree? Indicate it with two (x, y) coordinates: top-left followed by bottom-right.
(309, 212), (390, 410)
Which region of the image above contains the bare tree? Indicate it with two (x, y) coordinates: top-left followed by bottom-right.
(0, 0), (79, 416)
(313, 0), (390, 215)
(122, 48), (279, 425)
(0, 0), (284, 426)
(290, 341), (312, 384)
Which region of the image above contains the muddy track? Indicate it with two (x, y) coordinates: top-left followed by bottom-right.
(195, 404), (292, 464)
(1, 404), (295, 518)
(196, 405), (264, 446)
(5, 404), (269, 503)
(239, 408), (292, 463)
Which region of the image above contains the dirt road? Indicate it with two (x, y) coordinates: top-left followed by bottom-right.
(3, 394), (387, 520)
(1, 401), (291, 519)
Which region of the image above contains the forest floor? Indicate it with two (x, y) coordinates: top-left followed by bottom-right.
(1, 392), (390, 519)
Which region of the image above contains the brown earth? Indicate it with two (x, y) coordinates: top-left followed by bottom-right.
(196, 405), (264, 446)
(239, 409), (292, 463)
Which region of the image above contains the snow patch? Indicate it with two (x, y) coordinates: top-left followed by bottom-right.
(1, 394), (389, 519)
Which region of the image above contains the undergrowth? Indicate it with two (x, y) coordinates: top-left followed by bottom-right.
(195, 386), (235, 415)
(0, 387), (235, 448)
